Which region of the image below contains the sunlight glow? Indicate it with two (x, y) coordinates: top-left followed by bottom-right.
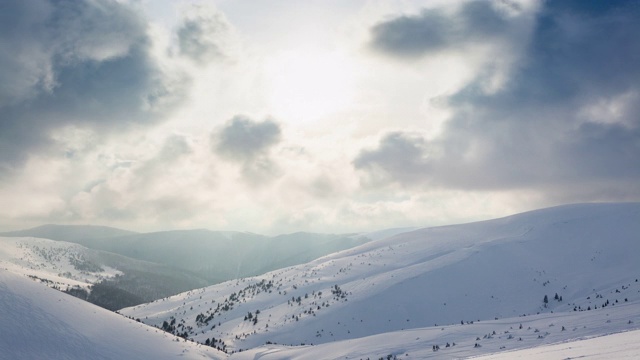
(265, 49), (356, 123)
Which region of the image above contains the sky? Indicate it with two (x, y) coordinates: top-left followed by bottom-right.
(0, 0), (638, 235)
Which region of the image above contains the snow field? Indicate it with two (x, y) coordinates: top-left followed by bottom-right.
(122, 203), (640, 356)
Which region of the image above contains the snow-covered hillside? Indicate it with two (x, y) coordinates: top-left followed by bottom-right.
(0, 236), (120, 291)
(230, 300), (640, 359)
(476, 328), (640, 360)
(0, 236), (210, 310)
(121, 203), (640, 356)
(0, 270), (224, 360)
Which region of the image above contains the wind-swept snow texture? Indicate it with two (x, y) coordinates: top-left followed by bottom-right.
(0, 270), (224, 360)
(475, 329), (640, 360)
(122, 203), (640, 356)
(230, 300), (640, 359)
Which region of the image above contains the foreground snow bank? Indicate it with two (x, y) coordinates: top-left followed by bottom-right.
(0, 270), (224, 360)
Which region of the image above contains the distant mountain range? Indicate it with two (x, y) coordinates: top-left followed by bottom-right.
(63, 229), (372, 283)
(1, 224), (137, 241)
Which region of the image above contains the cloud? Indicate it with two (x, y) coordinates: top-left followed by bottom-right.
(212, 115), (282, 184)
(356, 0), (640, 202)
(64, 133), (204, 226)
(157, 134), (193, 161)
(0, 0), (187, 174)
(213, 115), (281, 161)
(134, 134), (193, 182)
(369, 1), (514, 58)
(353, 132), (432, 187)
(177, 6), (235, 64)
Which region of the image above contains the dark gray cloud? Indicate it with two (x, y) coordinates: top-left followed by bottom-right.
(212, 115), (282, 185)
(369, 1), (510, 57)
(213, 115), (281, 161)
(353, 132), (432, 187)
(0, 0), (187, 173)
(357, 1), (640, 201)
(0, 0), (51, 107)
(177, 10), (232, 64)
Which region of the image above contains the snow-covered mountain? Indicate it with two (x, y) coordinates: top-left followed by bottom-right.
(0, 236), (209, 310)
(0, 269), (224, 360)
(0, 236), (122, 291)
(120, 203), (640, 357)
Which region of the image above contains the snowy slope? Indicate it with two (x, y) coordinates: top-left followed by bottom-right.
(121, 203), (640, 355)
(0, 236), (121, 290)
(0, 236), (210, 310)
(0, 270), (225, 360)
(230, 300), (640, 359)
(476, 328), (640, 360)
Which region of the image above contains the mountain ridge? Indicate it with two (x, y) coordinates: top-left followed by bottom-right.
(2, 227), (376, 284)
(0, 224), (138, 241)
